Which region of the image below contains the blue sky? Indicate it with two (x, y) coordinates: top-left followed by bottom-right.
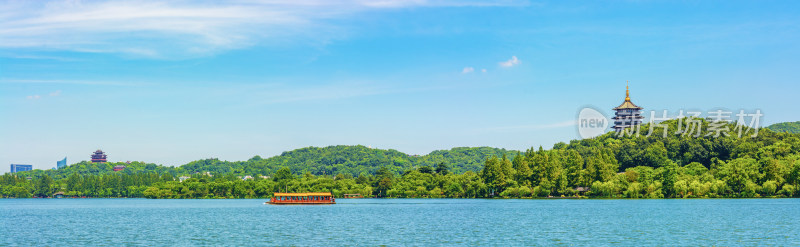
(2, 0), (799, 171)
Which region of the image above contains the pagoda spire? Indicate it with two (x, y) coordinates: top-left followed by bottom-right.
(625, 80), (630, 102)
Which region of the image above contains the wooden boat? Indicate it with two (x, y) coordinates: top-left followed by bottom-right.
(268, 192), (335, 204)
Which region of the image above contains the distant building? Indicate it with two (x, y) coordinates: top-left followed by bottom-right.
(10, 164), (33, 173)
(343, 194), (364, 198)
(612, 83), (644, 132)
(113, 165), (126, 171)
(91, 150), (107, 163)
(57, 157), (67, 169)
(178, 176), (191, 182)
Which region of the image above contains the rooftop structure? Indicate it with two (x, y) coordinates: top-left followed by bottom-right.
(343, 194), (364, 198)
(91, 149), (107, 163)
(57, 157), (67, 169)
(113, 165), (126, 172)
(612, 82), (644, 132)
(10, 164), (33, 173)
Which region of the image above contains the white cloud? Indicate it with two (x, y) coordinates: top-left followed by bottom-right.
(481, 68), (487, 73)
(498, 55), (521, 67)
(462, 67), (475, 74)
(0, 0), (525, 58)
(2, 54), (81, 61)
(23, 89), (61, 100)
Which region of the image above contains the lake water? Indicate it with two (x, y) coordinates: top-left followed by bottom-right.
(2, 198), (799, 246)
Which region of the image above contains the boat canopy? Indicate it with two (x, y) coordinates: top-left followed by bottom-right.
(274, 192), (332, 197)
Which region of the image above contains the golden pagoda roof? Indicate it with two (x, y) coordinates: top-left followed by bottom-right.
(613, 83), (643, 110)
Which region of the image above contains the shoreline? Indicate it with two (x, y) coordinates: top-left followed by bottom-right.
(3, 196), (797, 200)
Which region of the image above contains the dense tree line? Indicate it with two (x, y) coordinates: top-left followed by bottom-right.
(478, 119), (800, 198)
(2, 120), (799, 199)
(0, 172), (170, 198)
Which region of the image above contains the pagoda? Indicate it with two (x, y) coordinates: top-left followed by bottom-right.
(91, 149), (108, 163)
(612, 82), (644, 132)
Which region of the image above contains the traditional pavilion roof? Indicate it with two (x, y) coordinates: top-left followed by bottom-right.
(613, 84), (643, 110)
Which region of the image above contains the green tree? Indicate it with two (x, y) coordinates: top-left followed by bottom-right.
(661, 161), (679, 198)
(718, 158), (762, 196)
(418, 166), (434, 174)
(481, 156), (505, 196)
(435, 162), (450, 175)
(272, 167), (294, 181)
(34, 175), (55, 197)
(512, 152), (531, 186)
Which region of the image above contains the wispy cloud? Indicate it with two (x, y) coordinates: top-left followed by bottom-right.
(0, 0), (526, 58)
(0, 78), (147, 86)
(462, 67), (475, 74)
(1, 54), (82, 61)
(23, 89), (61, 100)
(499, 55), (521, 67)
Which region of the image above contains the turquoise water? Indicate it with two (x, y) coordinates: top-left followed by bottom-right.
(2, 198), (799, 246)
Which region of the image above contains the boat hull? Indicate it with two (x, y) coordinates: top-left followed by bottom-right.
(267, 201), (335, 205)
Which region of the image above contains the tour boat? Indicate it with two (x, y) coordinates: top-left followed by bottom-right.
(268, 192), (335, 204)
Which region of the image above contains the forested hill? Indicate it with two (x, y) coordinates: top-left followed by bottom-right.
(14, 146), (516, 178)
(413, 147), (518, 173)
(768, 121), (800, 134)
(180, 145), (516, 176)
